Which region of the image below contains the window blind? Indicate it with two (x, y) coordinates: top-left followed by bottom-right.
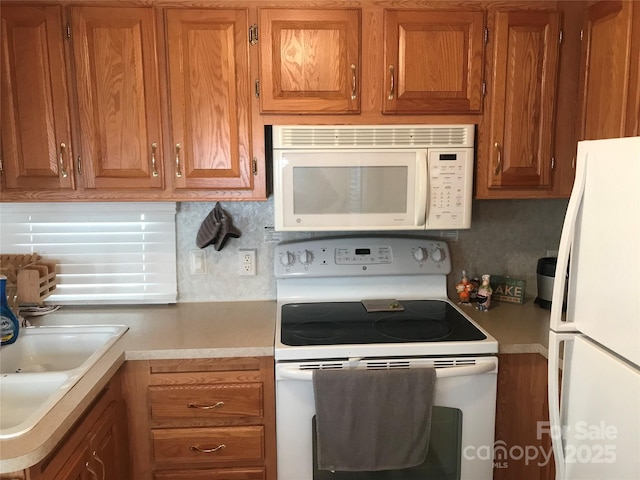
(0, 202), (177, 304)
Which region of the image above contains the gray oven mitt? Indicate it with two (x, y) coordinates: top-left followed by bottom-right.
(196, 207), (222, 249)
(213, 203), (241, 251)
(196, 202), (241, 250)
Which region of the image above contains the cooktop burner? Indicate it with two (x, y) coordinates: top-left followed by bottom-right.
(280, 300), (486, 346)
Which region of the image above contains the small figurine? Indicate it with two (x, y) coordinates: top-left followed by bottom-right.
(476, 274), (493, 311)
(455, 270), (473, 304)
(469, 276), (480, 300)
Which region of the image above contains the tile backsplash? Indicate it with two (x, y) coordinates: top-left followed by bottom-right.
(177, 198), (568, 302)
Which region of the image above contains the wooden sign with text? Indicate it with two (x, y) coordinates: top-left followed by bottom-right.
(490, 275), (526, 304)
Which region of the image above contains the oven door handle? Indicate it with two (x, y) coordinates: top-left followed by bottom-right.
(278, 362), (496, 380)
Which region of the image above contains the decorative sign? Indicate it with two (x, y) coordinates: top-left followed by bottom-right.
(490, 275), (526, 304)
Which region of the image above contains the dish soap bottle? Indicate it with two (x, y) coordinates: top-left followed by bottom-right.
(1, 275), (20, 345)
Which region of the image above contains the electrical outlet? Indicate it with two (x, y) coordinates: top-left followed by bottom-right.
(239, 249), (257, 276)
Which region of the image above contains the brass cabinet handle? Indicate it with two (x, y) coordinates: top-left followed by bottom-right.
(494, 142), (503, 175)
(151, 143), (159, 177)
(187, 401), (225, 410)
(85, 461), (99, 480)
(350, 64), (357, 100)
(59, 143), (68, 178)
(388, 65), (395, 100)
(190, 444), (226, 454)
(92, 451), (105, 480)
(175, 143), (182, 178)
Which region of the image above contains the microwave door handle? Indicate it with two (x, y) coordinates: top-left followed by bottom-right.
(416, 152), (428, 227)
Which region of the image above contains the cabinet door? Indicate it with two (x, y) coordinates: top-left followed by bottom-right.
(89, 400), (130, 480)
(165, 9), (253, 190)
(494, 354), (555, 480)
(71, 7), (163, 190)
(383, 10), (484, 114)
(0, 5), (74, 192)
(487, 11), (560, 189)
(52, 442), (92, 480)
(258, 9), (360, 113)
(578, 1), (640, 140)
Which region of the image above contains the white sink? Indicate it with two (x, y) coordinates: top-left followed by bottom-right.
(0, 325), (127, 374)
(0, 373), (71, 433)
(0, 325), (128, 438)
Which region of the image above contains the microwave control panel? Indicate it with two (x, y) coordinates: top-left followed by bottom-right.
(426, 149), (473, 229)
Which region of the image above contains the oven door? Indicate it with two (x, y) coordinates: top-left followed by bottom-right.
(275, 356), (498, 480)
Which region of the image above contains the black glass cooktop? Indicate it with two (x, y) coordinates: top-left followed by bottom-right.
(280, 300), (486, 346)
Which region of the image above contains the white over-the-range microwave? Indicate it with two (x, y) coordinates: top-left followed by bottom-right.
(272, 124), (475, 231)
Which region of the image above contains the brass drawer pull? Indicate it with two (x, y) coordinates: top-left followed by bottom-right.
(190, 444), (226, 454)
(187, 401), (225, 410)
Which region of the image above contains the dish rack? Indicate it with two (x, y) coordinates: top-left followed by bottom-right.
(0, 254), (57, 309)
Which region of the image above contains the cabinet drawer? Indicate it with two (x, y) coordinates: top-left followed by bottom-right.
(153, 426), (264, 466)
(154, 467), (265, 480)
(150, 384), (263, 420)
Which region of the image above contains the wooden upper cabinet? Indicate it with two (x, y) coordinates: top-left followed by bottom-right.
(258, 9), (361, 114)
(165, 9), (253, 190)
(1, 5), (74, 192)
(486, 11), (561, 189)
(578, 1), (640, 140)
(70, 7), (163, 190)
(383, 10), (485, 114)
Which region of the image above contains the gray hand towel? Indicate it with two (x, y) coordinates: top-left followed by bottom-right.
(313, 367), (436, 472)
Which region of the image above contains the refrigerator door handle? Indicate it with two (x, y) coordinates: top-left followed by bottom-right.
(550, 154), (588, 332)
(548, 331), (574, 480)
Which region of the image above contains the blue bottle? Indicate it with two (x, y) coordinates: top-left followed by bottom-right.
(1, 275), (20, 345)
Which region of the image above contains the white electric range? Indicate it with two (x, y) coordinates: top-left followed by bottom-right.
(274, 236), (498, 480)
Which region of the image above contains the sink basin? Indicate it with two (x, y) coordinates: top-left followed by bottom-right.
(0, 373), (71, 433)
(0, 325), (128, 374)
(0, 325), (128, 439)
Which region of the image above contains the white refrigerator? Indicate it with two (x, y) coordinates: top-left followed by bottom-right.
(548, 136), (640, 479)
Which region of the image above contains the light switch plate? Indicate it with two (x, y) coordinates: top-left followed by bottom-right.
(190, 251), (206, 275)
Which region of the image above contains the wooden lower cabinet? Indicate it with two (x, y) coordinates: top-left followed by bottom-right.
(494, 353), (554, 480)
(122, 357), (276, 480)
(27, 369), (130, 480)
(154, 468), (265, 480)
(152, 426), (264, 466)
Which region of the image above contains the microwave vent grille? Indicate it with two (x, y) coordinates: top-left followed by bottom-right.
(275, 125), (474, 149)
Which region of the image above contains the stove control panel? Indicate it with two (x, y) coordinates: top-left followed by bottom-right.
(335, 246), (392, 265)
(275, 236), (451, 277)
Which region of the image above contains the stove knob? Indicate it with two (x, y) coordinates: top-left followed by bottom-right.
(430, 247), (446, 263)
(413, 247), (428, 262)
(280, 251), (296, 267)
(298, 249), (314, 265)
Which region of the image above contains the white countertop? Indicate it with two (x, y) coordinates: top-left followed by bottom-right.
(459, 296), (552, 357)
(0, 298), (550, 474)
